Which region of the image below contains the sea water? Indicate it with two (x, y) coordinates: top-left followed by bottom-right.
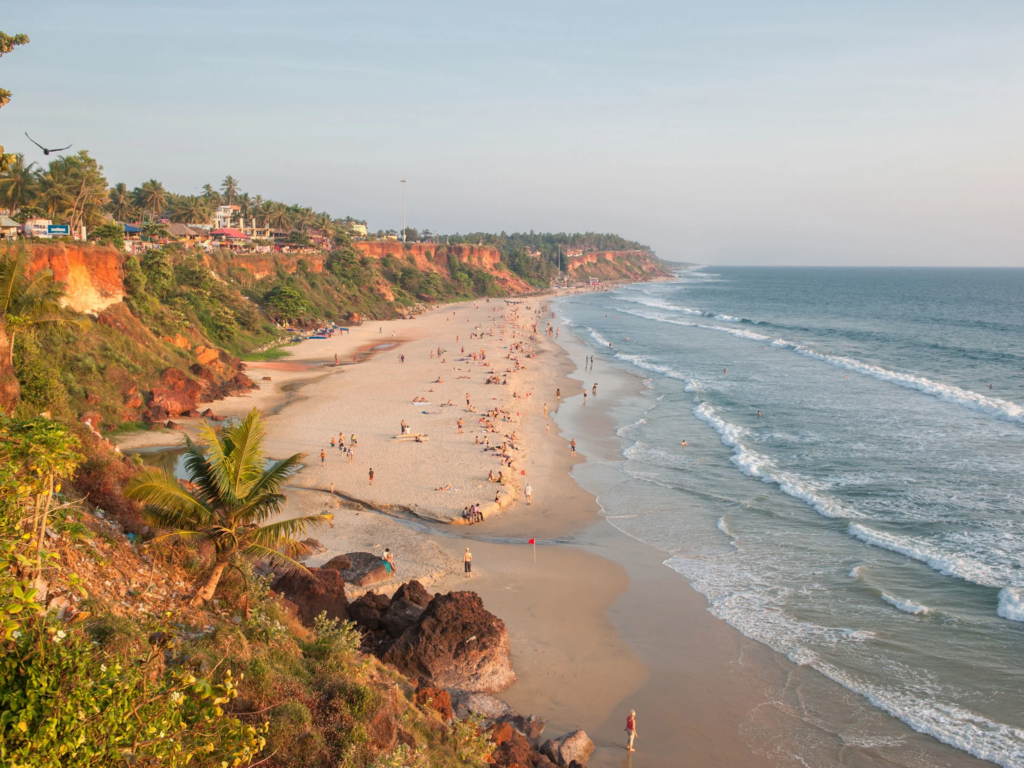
(557, 268), (1024, 767)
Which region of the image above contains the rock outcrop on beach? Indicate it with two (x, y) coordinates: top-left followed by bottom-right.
(381, 590), (516, 692)
(271, 567), (348, 625)
(540, 730), (595, 767)
(329, 551), (392, 587)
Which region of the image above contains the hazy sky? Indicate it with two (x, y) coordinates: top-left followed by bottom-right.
(3, 1), (1023, 265)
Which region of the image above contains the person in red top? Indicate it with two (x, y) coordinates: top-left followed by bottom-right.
(625, 710), (637, 752)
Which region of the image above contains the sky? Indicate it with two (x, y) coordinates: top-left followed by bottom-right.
(2, 1), (1023, 266)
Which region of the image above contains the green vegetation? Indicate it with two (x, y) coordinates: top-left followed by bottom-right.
(126, 410), (331, 607)
(447, 231), (653, 286)
(0, 411), (494, 767)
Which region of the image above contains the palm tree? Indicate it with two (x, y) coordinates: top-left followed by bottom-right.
(108, 182), (135, 222)
(202, 184), (221, 205)
(170, 195), (213, 225)
(266, 202), (290, 230)
(142, 221), (170, 239)
(126, 410), (331, 607)
(237, 192), (252, 223)
(0, 153), (37, 213)
(36, 158), (70, 219)
(135, 179), (167, 221)
(221, 175), (240, 205)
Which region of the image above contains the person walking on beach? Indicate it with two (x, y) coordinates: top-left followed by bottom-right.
(457, 418), (464, 434)
(556, 388), (561, 402)
(320, 449), (326, 466)
(525, 483), (533, 505)
(570, 438), (576, 457)
(464, 547), (473, 577)
(626, 710), (638, 752)
(368, 467), (375, 485)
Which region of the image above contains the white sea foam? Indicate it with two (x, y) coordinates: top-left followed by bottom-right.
(997, 588), (1024, 622)
(692, 401), (857, 519)
(614, 353), (691, 383)
(587, 327), (611, 347)
(614, 305), (1024, 427)
(881, 593), (931, 615)
(667, 549), (1024, 767)
(622, 295), (704, 315)
(848, 523), (1019, 590)
(713, 313), (741, 322)
(849, 565), (866, 578)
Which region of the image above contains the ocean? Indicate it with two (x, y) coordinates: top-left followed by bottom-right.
(557, 268), (1024, 767)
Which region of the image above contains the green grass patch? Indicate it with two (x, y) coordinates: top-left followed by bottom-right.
(241, 346), (294, 362)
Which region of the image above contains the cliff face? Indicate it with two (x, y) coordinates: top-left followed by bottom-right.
(566, 250), (670, 282)
(25, 242), (125, 315)
(353, 241), (532, 293)
(212, 252), (325, 281)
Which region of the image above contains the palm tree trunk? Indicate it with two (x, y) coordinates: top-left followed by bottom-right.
(190, 557), (230, 607)
(0, 323), (19, 414)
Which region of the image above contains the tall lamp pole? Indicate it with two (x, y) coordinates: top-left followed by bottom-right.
(400, 179), (407, 241)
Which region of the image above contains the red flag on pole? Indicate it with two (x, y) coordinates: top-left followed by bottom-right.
(528, 538), (535, 545)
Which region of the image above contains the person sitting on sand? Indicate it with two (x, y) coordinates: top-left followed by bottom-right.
(382, 548), (396, 574)
(488, 470), (496, 482)
(435, 377), (444, 383)
(435, 483), (453, 491)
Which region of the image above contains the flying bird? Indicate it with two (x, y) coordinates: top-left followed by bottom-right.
(24, 132), (72, 155)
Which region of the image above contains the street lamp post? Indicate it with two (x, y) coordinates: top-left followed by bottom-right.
(400, 179), (407, 241)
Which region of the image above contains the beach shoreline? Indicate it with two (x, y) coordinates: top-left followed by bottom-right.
(116, 290), (783, 766)
(117, 285), (983, 768)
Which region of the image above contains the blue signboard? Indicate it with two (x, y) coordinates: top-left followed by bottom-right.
(47, 224), (70, 236)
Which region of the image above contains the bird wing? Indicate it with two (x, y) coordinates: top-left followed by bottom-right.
(24, 132), (46, 150)
(51, 144), (72, 152)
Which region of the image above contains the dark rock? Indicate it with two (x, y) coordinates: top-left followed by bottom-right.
(271, 568), (348, 626)
(381, 597), (425, 639)
(348, 591), (391, 631)
(448, 689), (517, 720)
(185, 409), (202, 418)
(532, 756), (557, 768)
(334, 551), (392, 587)
(165, 421), (184, 430)
(321, 553), (352, 572)
(539, 730), (594, 767)
(190, 363), (217, 382)
(393, 579), (432, 608)
(262, 376), (272, 381)
(488, 722), (534, 768)
(414, 685), (453, 721)
(382, 591), (516, 692)
(497, 714), (546, 742)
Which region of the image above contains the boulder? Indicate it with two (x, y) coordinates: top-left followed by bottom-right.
(190, 363), (217, 382)
(539, 730), (594, 768)
(163, 333), (191, 349)
(381, 597), (426, 639)
(334, 551), (392, 587)
(195, 345), (220, 366)
(448, 690), (517, 720)
(150, 388), (198, 417)
(348, 590), (392, 631)
(124, 392), (144, 409)
(488, 722), (534, 768)
(321, 553), (352, 572)
(393, 579), (432, 608)
(414, 685), (453, 721)
(165, 421), (184, 430)
(497, 714), (546, 742)
(271, 567), (348, 626)
(382, 591), (516, 692)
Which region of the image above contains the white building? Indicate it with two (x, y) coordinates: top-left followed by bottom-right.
(214, 205), (240, 229)
(22, 218), (53, 238)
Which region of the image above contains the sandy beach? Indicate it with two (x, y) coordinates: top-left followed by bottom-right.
(116, 294), (791, 767)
